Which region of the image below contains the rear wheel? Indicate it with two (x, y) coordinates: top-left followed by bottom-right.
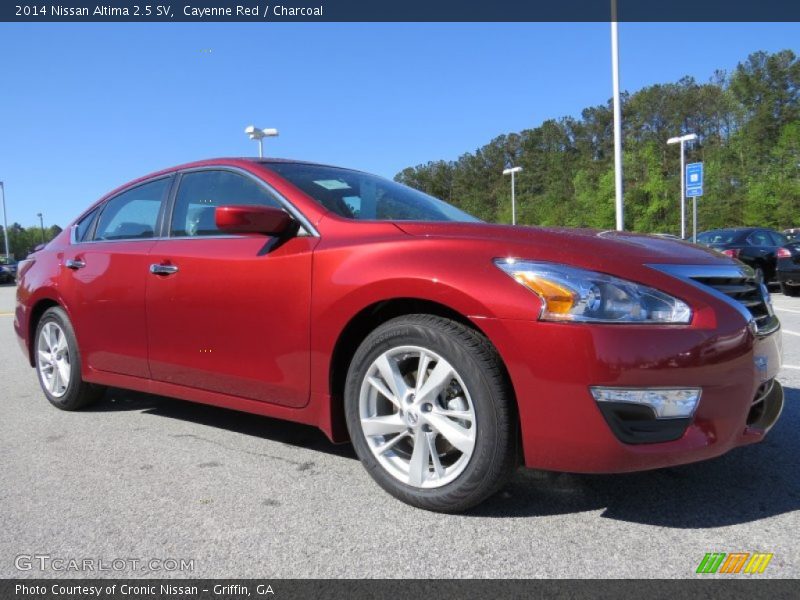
(344, 315), (517, 512)
(35, 307), (106, 410)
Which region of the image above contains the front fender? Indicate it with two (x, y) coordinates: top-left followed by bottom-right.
(307, 232), (544, 397)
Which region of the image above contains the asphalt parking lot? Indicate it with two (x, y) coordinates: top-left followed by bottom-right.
(0, 283), (798, 579)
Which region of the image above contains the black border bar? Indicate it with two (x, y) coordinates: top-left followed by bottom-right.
(2, 1), (800, 22)
(2, 579), (798, 600)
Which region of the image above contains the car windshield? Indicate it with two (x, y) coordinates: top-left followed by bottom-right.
(697, 230), (743, 244)
(264, 162), (480, 223)
(0, 256), (15, 265)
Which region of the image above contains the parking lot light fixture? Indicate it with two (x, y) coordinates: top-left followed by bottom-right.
(667, 133), (698, 239)
(502, 166), (523, 225)
(244, 126), (279, 158)
(36, 212), (45, 245)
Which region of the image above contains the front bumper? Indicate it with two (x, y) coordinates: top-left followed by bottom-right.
(477, 314), (782, 473)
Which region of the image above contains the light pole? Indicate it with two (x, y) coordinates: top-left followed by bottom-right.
(666, 133), (697, 239)
(244, 125), (279, 158)
(0, 181), (9, 259)
(36, 212), (45, 245)
(610, 1), (624, 231)
(502, 166), (522, 225)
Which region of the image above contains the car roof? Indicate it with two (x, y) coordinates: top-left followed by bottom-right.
(173, 157), (356, 172)
(700, 227), (773, 236)
(702, 227), (758, 232)
(127, 157), (367, 187)
(72, 157), (366, 227)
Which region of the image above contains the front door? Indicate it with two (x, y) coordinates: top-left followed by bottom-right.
(146, 169), (316, 407)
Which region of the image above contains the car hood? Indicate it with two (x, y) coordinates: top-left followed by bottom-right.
(393, 222), (732, 266)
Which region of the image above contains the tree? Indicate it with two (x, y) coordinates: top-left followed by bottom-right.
(0, 222), (62, 259)
(395, 49), (800, 235)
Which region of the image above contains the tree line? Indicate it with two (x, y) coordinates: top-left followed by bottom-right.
(1, 224), (63, 260)
(395, 49), (800, 235)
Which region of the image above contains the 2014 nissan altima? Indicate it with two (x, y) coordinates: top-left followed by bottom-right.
(14, 158), (784, 512)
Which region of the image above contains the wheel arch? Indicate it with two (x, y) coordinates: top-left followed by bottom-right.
(26, 297), (62, 366)
(325, 297), (517, 443)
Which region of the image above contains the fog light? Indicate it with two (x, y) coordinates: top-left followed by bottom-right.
(590, 387), (701, 419)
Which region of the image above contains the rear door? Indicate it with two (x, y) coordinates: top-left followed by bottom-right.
(61, 176), (172, 378)
(145, 168), (317, 407)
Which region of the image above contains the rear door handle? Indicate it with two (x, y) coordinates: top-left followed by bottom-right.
(65, 259), (85, 270)
(150, 263), (179, 275)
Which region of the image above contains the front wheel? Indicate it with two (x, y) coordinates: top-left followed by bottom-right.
(35, 307), (106, 410)
(344, 315), (517, 512)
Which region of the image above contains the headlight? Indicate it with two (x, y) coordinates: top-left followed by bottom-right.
(494, 259), (692, 324)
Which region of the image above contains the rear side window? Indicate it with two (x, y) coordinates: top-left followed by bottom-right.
(770, 231), (788, 246)
(748, 231), (772, 247)
(94, 178), (170, 241)
(74, 207), (99, 243)
(697, 230), (742, 244)
(170, 170), (280, 237)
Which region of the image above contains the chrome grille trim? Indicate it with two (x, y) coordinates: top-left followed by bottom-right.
(647, 264), (780, 336)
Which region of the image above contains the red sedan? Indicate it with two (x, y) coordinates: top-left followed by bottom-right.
(14, 158), (784, 512)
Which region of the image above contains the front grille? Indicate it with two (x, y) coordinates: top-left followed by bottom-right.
(690, 276), (777, 334)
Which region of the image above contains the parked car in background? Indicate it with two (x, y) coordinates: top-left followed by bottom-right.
(783, 228), (800, 242)
(0, 257), (18, 284)
(696, 227), (789, 283)
(14, 158), (784, 512)
(776, 242), (800, 296)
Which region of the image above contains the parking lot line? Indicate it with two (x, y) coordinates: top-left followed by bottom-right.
(774, 306), (800, 314)
(781, 329), (800, 337)
(0, 312), (13, 317)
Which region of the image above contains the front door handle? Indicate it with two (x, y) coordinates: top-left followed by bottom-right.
(65, 258), (85, 270)
(150, 264), (179, 275)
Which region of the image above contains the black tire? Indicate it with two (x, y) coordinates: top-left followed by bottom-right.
(34, 306), (106, 410)
(344, 315), (517, 512)
(781, 283), (800, 297)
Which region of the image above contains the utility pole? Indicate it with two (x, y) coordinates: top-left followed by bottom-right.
(37, 212), (45, 244)
(0, 182), (9, 259)
(502, 166), (522, 225)
(610, 0), (624, 231)
(667, 133), (698, 239)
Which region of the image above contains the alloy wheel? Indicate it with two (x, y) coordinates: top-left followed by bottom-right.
(358, 345), (477, 489)
(37, 321), (71, 398)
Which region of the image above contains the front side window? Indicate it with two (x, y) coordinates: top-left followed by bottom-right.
(264, 162), (479, 223)
(170, 170), (280, 237)
(94, 178), (170, 241)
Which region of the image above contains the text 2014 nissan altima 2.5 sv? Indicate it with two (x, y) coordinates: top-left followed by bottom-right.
(15, 158), (784, 512)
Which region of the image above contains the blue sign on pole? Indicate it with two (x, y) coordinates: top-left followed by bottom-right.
(686, 162), (703, 197)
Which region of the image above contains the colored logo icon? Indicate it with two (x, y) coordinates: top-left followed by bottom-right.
(696, 552), (773, 574)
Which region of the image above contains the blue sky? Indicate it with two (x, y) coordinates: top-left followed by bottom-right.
(0, 22), (798, 228)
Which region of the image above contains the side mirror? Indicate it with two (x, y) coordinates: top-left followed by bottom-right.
(215, 205), (294, 236)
